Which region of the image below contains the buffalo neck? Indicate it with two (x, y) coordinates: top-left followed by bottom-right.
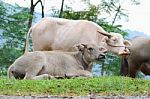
(74, 52), (90, 70)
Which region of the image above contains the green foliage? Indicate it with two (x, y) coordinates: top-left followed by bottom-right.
(2, 6), (30, 49)
(0, 48), (22, 67)
(0, 47), (23, 76)
(97, 19), (128, 37)
(62, 5), (100, 22)
(0, 2), (6, 30)
(98, 0), (140, 24)
(0, 77), (150, 96)
(104, 53), (121, 76)
(0, 1), (30, 71)
(94, 53), (121, 76)
(0, 67), (7, 77)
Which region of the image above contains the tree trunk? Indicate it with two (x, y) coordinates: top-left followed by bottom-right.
(101, 62), (104, 76)
(112, 5), (121, 26)
(28, 0), (34, 29)
(28, 0), (44, 28)
(59, 0), (65, 18)
(39, 0), (44, 18)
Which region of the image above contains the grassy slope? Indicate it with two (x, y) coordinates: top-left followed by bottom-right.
(0, 76), (150, 96)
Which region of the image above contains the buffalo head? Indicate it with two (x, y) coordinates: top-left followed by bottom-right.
(74, 43), (107, 62)
(97, 31), (132, 55)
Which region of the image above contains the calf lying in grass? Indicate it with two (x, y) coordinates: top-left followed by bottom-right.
(8, 43), (107, 80)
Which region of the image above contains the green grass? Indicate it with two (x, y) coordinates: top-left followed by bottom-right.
(0, 76), (150, 96)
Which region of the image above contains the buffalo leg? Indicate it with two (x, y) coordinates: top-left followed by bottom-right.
(32, 74), (55, 80)
(77, 70), (93, 77)
(24, 63), (44, 80)
(128, 63), (140, 78)
(120, 57), (129, 76)
(66, 70), (92, 78)
(141, 63), (150, 75)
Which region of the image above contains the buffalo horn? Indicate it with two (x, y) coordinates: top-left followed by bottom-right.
(97, 30), (111, 38)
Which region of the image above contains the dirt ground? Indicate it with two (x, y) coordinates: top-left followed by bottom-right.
(0, 95), (150, 99)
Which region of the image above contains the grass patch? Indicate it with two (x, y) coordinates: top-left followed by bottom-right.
(0, 76), (150, 96)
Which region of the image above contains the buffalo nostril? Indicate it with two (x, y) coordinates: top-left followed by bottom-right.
(99, 54), (105, 59)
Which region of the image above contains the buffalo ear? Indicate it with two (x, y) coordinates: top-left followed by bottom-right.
(74, 43), (87, 51)
(97, 30), (111, 38)
(101, 36), (109, 42)
(124, 40), (132, 47)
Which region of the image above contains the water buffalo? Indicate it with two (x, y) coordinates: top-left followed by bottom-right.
(120, 36), (150, 78)
(24, 17), (131, 55)
(8, 43), (107, 80)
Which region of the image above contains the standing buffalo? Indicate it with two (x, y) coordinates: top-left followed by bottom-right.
(25, 17), (131, 55)
(8, 43), (107, 80)
(120, 36), (150, 78)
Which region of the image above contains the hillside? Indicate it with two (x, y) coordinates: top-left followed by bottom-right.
(125, 29), (149, 39)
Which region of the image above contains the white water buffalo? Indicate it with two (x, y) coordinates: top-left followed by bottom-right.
(120, 36), (150, 78)
(8, 43), (107, 80)
(24, 17), (131, 55)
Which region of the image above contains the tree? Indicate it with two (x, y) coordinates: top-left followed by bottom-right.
(28, 0), (45, 28)
(59, 0), (65, 18)
(0, 1), (30, 76)
(82, 0), (140, 25)
(62, 4), (100, 22)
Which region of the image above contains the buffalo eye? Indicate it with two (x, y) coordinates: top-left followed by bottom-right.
(113, 39), (116, 41)
(88, 47), (93, 51)
(111, 37), (117, 42)
(113, 39), (117, 42)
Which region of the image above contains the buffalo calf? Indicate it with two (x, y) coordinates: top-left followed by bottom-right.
(8, 43), (107, 80)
